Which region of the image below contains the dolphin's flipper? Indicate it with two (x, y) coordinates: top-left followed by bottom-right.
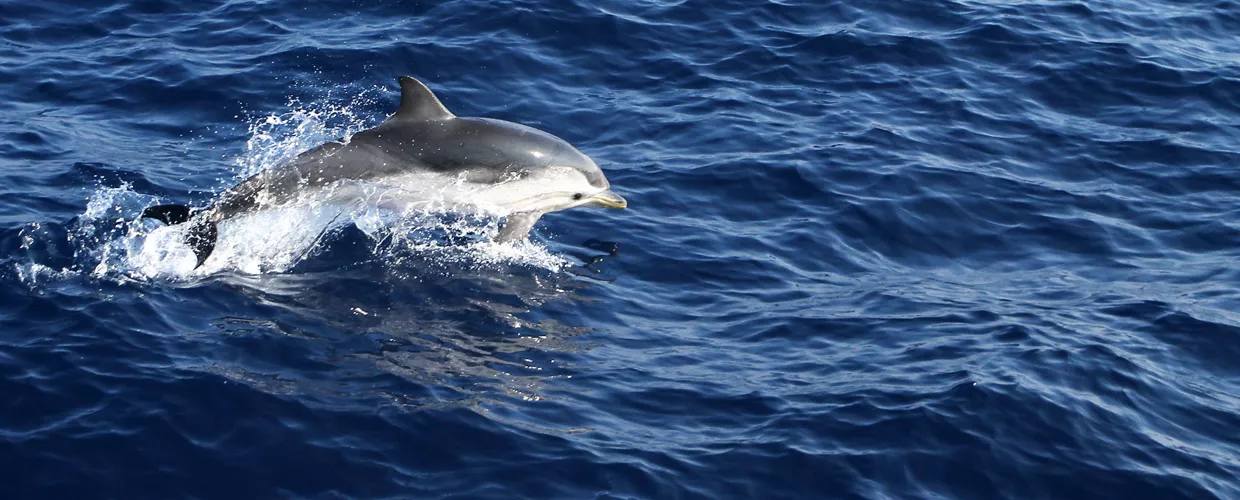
(495, 212), (543, 243)
(183, 220), (218, 268)
(141, 204), (218, 268)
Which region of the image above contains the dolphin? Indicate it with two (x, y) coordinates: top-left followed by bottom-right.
(142, 76), (627, 268)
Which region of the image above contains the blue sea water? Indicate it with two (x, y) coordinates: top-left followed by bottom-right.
(2, 0), (1240, 497)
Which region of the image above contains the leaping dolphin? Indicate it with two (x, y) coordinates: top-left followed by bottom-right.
(142, 76), (627, 268)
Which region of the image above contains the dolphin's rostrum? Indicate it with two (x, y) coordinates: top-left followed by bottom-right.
(143, 76), (626, 268)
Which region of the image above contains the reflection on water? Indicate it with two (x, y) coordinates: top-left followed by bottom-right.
(198, 246), (605, 410)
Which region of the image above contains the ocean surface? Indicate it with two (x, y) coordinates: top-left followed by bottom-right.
(2, 0), (1240, 498)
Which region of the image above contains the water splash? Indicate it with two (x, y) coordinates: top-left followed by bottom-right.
(233, 90), (381, 181)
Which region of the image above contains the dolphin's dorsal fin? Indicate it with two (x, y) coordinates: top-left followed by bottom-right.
(393, 76), (454, 121)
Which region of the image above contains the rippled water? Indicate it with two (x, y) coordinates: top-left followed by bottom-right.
(3, 0), (1240, 498)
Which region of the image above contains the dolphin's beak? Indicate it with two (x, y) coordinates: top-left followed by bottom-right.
(587, 190), (627, 209)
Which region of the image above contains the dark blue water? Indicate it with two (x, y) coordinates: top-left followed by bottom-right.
(3, 0), (1240, 498)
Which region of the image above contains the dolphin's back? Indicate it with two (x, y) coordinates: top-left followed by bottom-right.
(208, 125), (426, 219)
(207, 116), (594, 219)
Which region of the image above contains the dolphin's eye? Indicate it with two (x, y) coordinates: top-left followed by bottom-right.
(572, 193), (584, 200)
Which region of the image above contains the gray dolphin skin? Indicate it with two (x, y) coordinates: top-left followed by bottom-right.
(142, 76), (626, 268)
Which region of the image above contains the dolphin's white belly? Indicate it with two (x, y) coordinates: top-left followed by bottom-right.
(318, 166), (582, 217)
